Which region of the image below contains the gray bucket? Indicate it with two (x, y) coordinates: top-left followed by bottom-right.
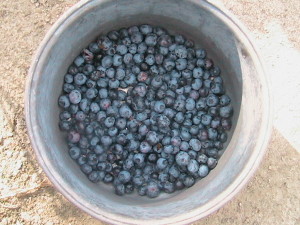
(25, 0), (272, 224)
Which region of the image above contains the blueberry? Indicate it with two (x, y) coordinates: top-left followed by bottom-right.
(58, 95), (70, 108)
(157, 115), (170, 128)
(89, 136), (99, 146)
(183, 176), (195, 187)
(205, 58), (214, 69)
(76, 155), (87, 166)
(87, 153), (98, 166)
(103, 116), (115, 128)
(133, 175), (145, 187)
(196, 58), (205, 68)
(163, 145), (174, 154)
(219, 132), (228, 143)
(118, 171), (131, 184)
(64, 74), (73, 84)
(177, 141), (188, 152)
(104, 68), (114, 79)
(122, 37), (132, 46)
(115, 184), (125, 196)
(101, 136), (112, 146)
(119, 104), (133, 118)
(219, 105), (233, 118)
(189, 125), (199, 136)
(158, 34), (172, 47)
(103, 173), (114, 183)
(175, 180), (184, 190)
(221, 118), (232, 130)
(198, 164), (209, 178)
(198, 88), (208, 98)
(163, 181), (175, 193)
(206, 94), (219, 107)
(81, 164), (92, 175)
(112, 54), (122, 67)
(97, 78), (108, 88)
(119, 28), (129, 38)
(74, 56), (85, 67)
(175, 151), (190, 166)
(127, 139), (139, 151)
(174, 45), (187, 58)
(156, 158), (168, 170)
(185, 39), (194, 48)
(146, 182), (160, 198)
(131, 32), (143, 44)
(96, 89), (107, 100)
(79, 98), (90, 113)
(211, 82), (224, 95)
(219, 94), (231, 106)
(138, 124), (149, 136)
(133, 153), (145, 165)
(98, 36), (113, 50)
(116, 45), (128, 55)
(88, 41), (101, 53)
(171, 136), (181, 147)
(195, 49), (206, 59)
(133, 53), (144, 64)
(173, 99), (185, 111)
(163, 108), (175, 119)
(185, 98), (196, 111)
(168, 165), (180, 178)
(201, 114), (212, 126)
(187, 159), (199, 173)
(193, 67), (204, 78)
(69, 146), (81, 160)
(128, 44), (137, 54)
(187, 59), (196, 70)
(210, 117), (220, 129)
(108, 127), (118, 136)
(196, 154), (207, 164)
(82, 64), (95, 76)
(161, 136), (170, 146)
(146, 131), (159, 145)
(59, 111), (71, 121)
(207, 157), (218, 169)
(88, 171), (100, 183)
(163, 58), (175, 71)
(68, 131), (80, 143)
(113, 118), (126, 130)
(101, 56), (113, 68)
(203, 80), (212, 89)
(140, 24), (153, 35)
(206, 148), (218, 158)
(189, 139), (201, 152)
(175, 58), (187, 71)
(151, 76), (163, 88)
(180, 128), (192, 141)
(85, 88), (97, 99)
(154, 101), (166, 113)
(191, 79), (202, 91)
(143, 54), (155, 66)
(69, 104), (79, 114)
(145, 34), (157, 46)
(63, 83), (75, 93)
(138, 185), (147, 196)
(93, 145), (104, 155)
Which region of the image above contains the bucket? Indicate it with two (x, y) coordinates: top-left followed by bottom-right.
(25, 0), (271, 224)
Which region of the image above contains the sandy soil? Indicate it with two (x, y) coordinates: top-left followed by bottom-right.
(0, 0), (299, 224)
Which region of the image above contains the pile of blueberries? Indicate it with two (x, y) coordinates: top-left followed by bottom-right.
(58, 24), (233, 198)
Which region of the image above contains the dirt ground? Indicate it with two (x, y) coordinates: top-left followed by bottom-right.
(0, 0), (299, 224)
